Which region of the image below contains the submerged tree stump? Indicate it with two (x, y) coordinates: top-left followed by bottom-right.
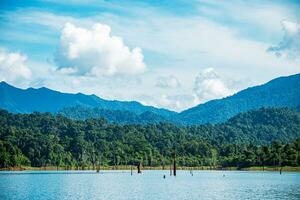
(137, 163), (142, 173)
(173, 151), (176, 176)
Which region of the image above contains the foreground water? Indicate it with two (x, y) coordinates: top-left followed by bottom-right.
(0, 170), (299, 200)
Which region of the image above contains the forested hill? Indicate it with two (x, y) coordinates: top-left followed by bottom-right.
(0, 107), (299, 168)
(0, 81), (176, 118)
(179, 73), (300, 124)
(222, 107), (300, 144)
(59, 106), (168, 124)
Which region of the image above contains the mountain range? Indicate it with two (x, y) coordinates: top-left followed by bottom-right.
(0, 81), (176, 118)
(0, 73), (299, 124)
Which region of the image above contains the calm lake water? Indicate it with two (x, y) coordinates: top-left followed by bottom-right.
(0, 170), (299, 200)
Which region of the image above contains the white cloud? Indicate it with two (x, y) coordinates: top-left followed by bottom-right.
(193, 68), (234, 103)
(156, 94), (185, 110)
(137, 93), (195, 111)
(156, 75), (180, 89)
(0, 48), (31, 86)
(55, 22), (146, 76)
(267, 20), (300, 59)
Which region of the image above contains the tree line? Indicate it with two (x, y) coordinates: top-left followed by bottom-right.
(0, 107), (299, 169)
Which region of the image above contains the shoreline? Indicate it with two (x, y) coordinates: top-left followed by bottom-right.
(1, 166), (300, 172)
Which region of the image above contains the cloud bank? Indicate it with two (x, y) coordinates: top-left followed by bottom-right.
(0, 48), (31, 85)
(55, 22), (146, 76)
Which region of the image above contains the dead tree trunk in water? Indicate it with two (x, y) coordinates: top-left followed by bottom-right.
(279, 150), (282, 175)
(137, 162), (142, 174)
(173, 150), (176, 176)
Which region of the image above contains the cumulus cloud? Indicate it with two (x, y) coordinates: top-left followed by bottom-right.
(193, 68), (234, 103)
(156, 75), (180, 89)
(267, 20), (300, 59)
(0, 48), (31, 85)
(55, 22), (146, 76)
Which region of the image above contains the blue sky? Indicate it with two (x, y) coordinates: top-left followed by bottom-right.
(0, 0), (300, 111)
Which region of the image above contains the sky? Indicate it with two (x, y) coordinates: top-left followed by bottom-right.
(0, 0), (300, 111)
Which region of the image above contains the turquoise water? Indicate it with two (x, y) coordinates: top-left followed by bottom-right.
(0, 170), (299, 200)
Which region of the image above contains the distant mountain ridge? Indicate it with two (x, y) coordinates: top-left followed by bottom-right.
(0, 73), (299, 124)
(0, 81), (176, 118)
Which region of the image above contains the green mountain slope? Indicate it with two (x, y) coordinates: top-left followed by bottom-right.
(179, 73), (300, 124)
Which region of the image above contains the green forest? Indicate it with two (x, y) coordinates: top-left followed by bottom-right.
(0, 107), (299, 169)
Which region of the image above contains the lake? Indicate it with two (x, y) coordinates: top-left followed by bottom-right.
(0, 170), (299, 200)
